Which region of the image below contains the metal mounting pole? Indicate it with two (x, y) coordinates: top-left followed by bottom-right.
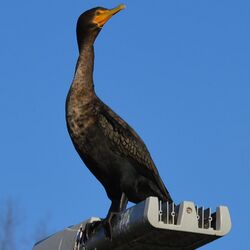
(33, 197), (231, 250)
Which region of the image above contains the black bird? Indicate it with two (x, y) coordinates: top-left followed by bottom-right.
(66, 4), (173, 240)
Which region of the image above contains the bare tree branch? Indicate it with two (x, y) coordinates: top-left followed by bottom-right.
(0, 199), (17, 250)
(0, 198), (51, 249)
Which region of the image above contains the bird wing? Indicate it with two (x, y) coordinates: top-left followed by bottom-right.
(97, 100), (172, 201)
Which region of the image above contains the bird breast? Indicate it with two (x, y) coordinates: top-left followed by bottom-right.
(66, 95), (97, 147)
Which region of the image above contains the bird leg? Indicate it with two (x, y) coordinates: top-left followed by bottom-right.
(103, 192), (128, 240)
(82, 193), (128, 243)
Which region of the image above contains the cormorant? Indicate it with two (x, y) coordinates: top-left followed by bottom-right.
(66, 4), (173, 240)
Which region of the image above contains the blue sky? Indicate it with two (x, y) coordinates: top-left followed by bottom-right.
(0, 0), (249, 249)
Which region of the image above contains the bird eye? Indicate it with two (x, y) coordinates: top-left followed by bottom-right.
(96, 11), (101, 16)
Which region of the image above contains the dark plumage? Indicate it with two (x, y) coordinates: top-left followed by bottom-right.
(66, 4), (173, 240)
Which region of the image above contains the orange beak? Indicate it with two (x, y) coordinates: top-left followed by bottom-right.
(93, 4), (126, 28)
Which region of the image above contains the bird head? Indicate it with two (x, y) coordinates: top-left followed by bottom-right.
(77, 4), (125, 49)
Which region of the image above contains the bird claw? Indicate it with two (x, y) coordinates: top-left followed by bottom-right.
(80, 212), (120, 243)
(82, 220), (102, 243)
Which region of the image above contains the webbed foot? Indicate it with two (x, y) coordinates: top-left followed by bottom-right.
(82, 220), (102, 243)
(103, 212), (120, 240)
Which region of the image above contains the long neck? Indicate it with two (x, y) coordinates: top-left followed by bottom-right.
(70, 33), (97, 103)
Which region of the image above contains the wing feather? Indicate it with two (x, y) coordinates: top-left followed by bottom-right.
(97, 100), (172, 201)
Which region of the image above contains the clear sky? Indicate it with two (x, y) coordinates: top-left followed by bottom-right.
(0, 0), (249, 249)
